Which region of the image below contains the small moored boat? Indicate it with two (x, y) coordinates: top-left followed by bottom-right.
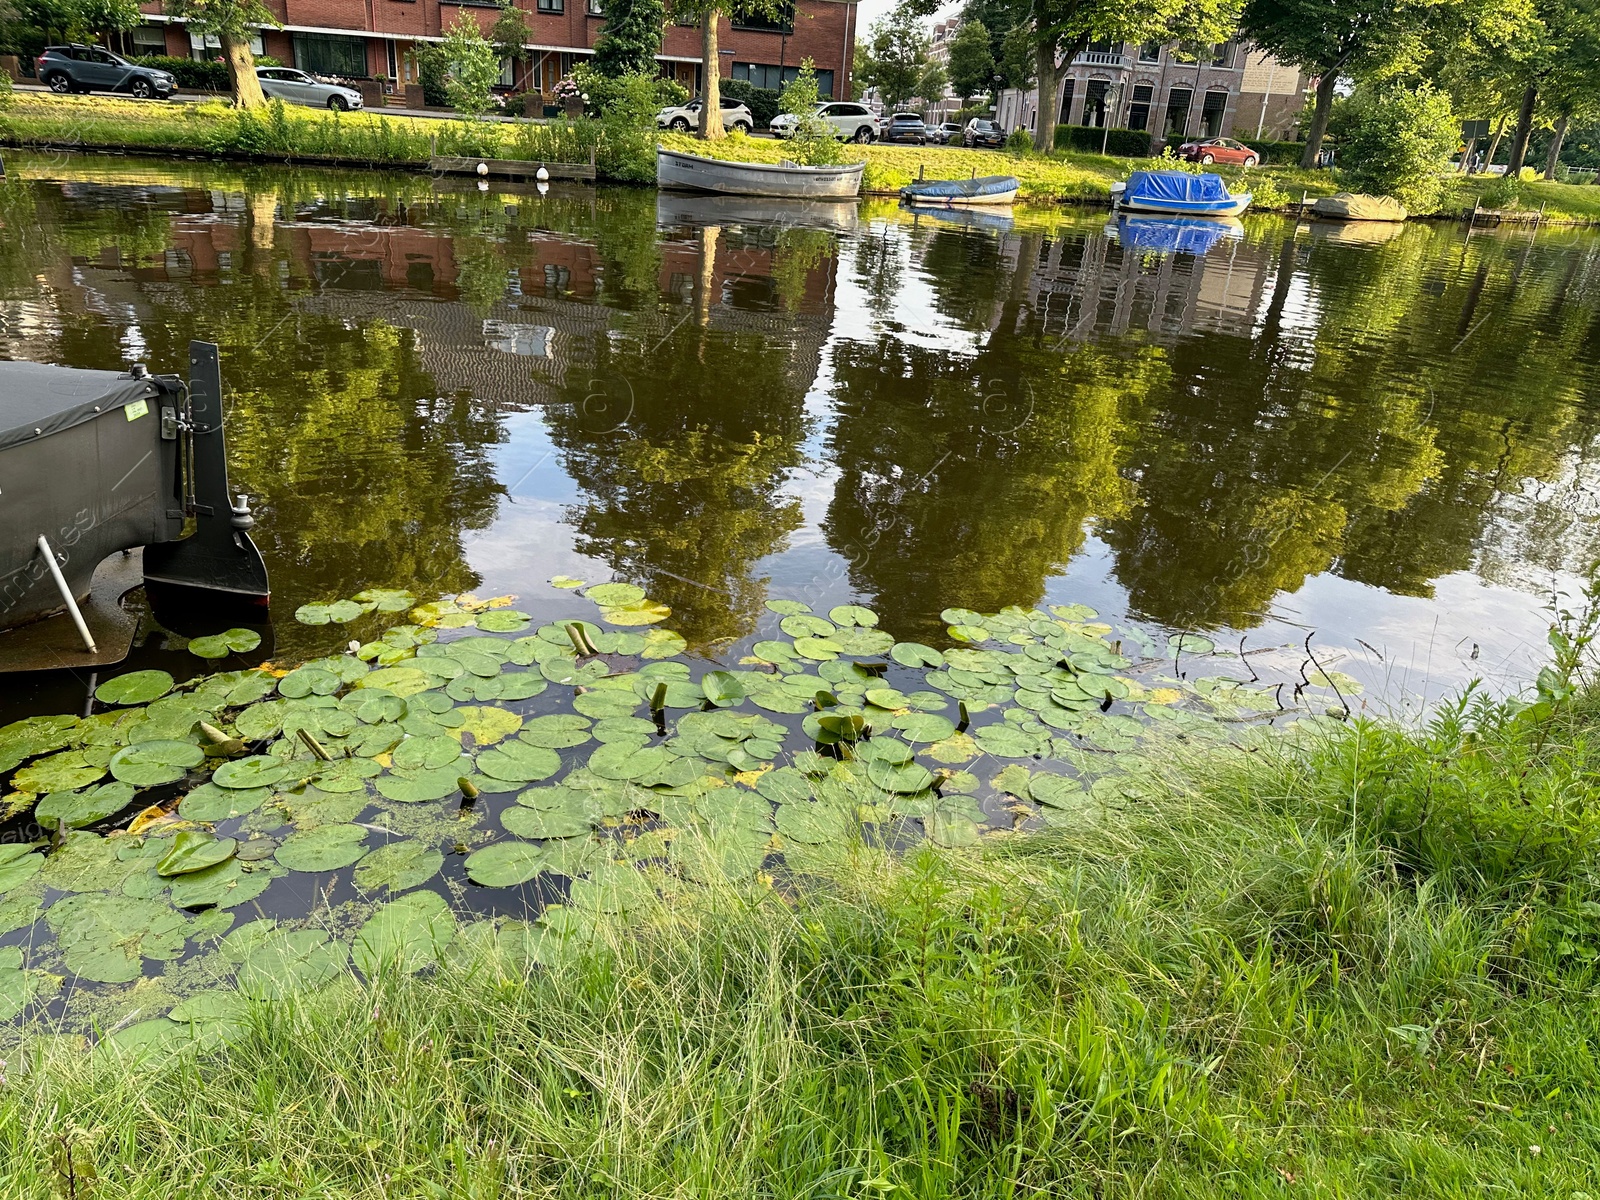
(900, 174), (1019, 206)
(1310, 192), (1408, 222)
(1106, 213), (1244, 255)
(656, 147), (863, 200)
(0, 342), (269, 670)
(1112, 170), (1251, 217)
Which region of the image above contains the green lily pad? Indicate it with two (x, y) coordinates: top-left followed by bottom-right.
(867, 759), (935, 795)
(376, 765), (468, 803)
(476, 741), (562, 784)
(274, 824), (369, 872)
(973, 725), (1040, 758)
(235, 928), (348, 1000)
(168, 858), (281, 909)
(353, 840), (445, 893)
(765, 600), (811, 616)
(1029, 773), (1085, 809)
(568, 863), (655, 913)
(550, 575), (586, 589)
(157, 830), (238, 877)
(13, 750), (105, 795)
(781, 614), (837, 638)
(701, 670), (746, 707)
(108, 740), (204, 788)
(188, 628), (262, 659)
(828, 604), (879, 628)
(502, 800), (593, 839)
(354, 890), (456, 977)
(793, 636), (842, 661)
(295, 599), (372, 626)
(213, 755), (291, 790)
(393, 734), (466, 772)
(178, 782), (270, 823)
(352, 588), (417, 612)
(891, 712), (956, 743)
(357, 667), (433, 697)
(455, 706), (523, 746)
(48, 892), (189, 983)
(0, 946), (38, 1020)
(598, 599), (671, 627)
(0, 848), (44, 894)
(586, 582), (646, 606)
(641, 629), (687, 659)
(95, 670), (174, 706)
(519, 715), (594, 749)
(465, 841), (548, 887)
(588, 741), (670, 782)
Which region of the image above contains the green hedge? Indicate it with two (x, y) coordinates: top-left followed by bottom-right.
(130, 56), (229, 91)
(718, 78), (781, 129)
(1053, 123), (1152, 157)
(1241, 138), (1304, 164)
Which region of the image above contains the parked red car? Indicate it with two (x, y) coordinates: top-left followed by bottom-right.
(1178, 138), (1260, 166)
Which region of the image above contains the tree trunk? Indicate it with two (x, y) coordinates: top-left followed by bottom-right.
(1506, 83), (1537, 177)
(699, 11), (723, 139)
(1299, 69), (1339, 169)
(1544, 113), (1568, 181)
(222, 31), (265, 109)
(1033, 37), (1057, 149)
(1483, 115), (1506, 173)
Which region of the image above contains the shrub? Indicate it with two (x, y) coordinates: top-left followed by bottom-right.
(596, 70), (660, 183)
(952, 103), (989, 124)
(412, 45), (449, 107)
(779, 60), (845, 166)
(1004, 127), (1033, 153)
(1339, 81), (1458, 212)
(1053, 123), (1151, 157)
(718, 78), (780, 128)
(1478, 173), (1523, 209)
(1240, 137), (1304, 164)
(130, 55), (229, 91)
(570, 61), (683, 118)
(438, 12), (502, 118)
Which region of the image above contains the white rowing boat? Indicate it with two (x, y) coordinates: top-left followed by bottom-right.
(656, 148), (864, 200)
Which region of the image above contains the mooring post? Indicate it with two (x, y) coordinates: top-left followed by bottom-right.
(36, 535), (96, 653)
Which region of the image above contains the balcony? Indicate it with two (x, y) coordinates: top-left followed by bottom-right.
(1073, 51), (1128, 67)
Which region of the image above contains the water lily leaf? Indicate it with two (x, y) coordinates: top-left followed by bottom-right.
(793, 636), (841, 661)
(235, 929), (347, 1000)
(867, 759), (935, 794)
(864, 687), (910, 710)
(550, 575), (586, 589)
(353, 840), (444, 893)
(573, 690), (642, 719)
(781, 614), (836, 638)
(641, 629), (688, 659)
(169, 857), (281, 909)
(891, 712), (956, 743)
(352, 588), (416, 613)
(15, 751), (105, 795)
(856, 737), (915, 766)
(0, 849), (43, 894)
(1169, 633), (1216, 656)
(926, 732), (979, 764)
(569, 864), (654, 913)
(354, 890), (455, 977)
(188, 628), (262, 659)
(586, 582), (645, 606)
(108, 740), (204, 788)
(501, 800), (593, 839)
(925, 813), (981, 847)
(157, 830), (237, 877)
(213, 755), (291, 790)
(465, 841), (547, 887)
(1030, 773), (1085, 809)
(973, 725), (1040, 758)
(588, 742), (669, 782)
(701, 670), (746, 707)
(454, 706), (523, 746)
(755, 766), (811, 805)
(376, 766), (468, 804)
(992, 764), (1033, 799)
(776, 802), (852, 844)
(599, 599), (671, 626)
(178, 782), (270, 823)
(520, 715), (594, 749)
(828, 604), (879, 628)
(48, 893), (189, 983)
(95, 670), (174, 706)
(0, 946), (41, 1020)
(476, 741), (562, 784)
(357, 667), (433, 697)
(765, 600), (811, 616)
(274, 824), (369, 872)
(392, 734), (465, 772)
(833, 628), (895, 656)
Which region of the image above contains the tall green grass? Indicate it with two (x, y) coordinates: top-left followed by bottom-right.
(4, 669), (1600, 1196)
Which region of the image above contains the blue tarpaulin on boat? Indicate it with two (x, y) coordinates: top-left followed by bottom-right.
(900, 175), (1018, 201)
(1111, 215), (1234, 255)
(1123, 171), (1232, 205)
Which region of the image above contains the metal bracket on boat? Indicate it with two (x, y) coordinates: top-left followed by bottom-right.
(35, 535), (97, 653)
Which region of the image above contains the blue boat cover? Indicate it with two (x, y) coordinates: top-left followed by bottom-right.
(1123, 171), (1231, 205)
(901, 174), (1018, 200)
(1112, 215), (1232, 255)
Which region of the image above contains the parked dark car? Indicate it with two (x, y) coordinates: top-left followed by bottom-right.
(1177, 137), (1259, 166)
(963, 118), (1005, 148)
(36, 45), (175, 99)
(882, 112), (928, 144)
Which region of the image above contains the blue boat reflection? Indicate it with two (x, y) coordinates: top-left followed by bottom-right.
(1105, 213), (1245, 256)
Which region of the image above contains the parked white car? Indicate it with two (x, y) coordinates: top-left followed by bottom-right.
(769, 101), (879, 143)
(657, 97), (753, 133)
(256, 67), (363, 111)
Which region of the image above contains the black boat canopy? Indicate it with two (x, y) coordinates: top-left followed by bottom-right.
(0, 361), (163, 453)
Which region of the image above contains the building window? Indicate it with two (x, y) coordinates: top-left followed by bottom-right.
(1163, 86), (1191, 136)
(731, 61), (832, 96)
(1127, 82), (1152, 131)
(292, 33), (367, 77)
(192, 30), (264, 61)
(1082, 78), (1107, 126)
(1058, 77), (1073, 123)
(1138, 42), (1160, 62)
(499, 56), (515, 86)
(1200, 90), (1228, 136)
(587, 0), (602, 12)
(1209, 42), (1233, 66)
(538, 0), (563, 12)
(130, 25), (166, 53)
(731, 2), (793, 33)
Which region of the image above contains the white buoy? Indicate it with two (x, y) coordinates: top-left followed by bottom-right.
(477, 180), (489, 192)
(537, 181), (550, 196)
(476, 162), (488, 177)
(535, 166), (549, 182)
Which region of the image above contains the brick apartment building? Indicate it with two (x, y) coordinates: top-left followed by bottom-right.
(995, 40), (1308, 144)
(124, 0), (857, 101)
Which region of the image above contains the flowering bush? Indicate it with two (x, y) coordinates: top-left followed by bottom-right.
(553, 77), (581, 101)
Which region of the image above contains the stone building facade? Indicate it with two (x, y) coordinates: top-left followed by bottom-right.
(125, 0), (857, 100)
(994, 40), (1308, 145)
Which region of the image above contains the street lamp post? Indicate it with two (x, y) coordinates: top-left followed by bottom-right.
(1101, 77), (1122, 153)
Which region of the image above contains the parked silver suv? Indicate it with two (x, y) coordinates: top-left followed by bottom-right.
(35, 45), (175, 99)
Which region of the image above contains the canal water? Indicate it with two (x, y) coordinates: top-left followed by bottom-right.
(4, 153), (1600, 1029)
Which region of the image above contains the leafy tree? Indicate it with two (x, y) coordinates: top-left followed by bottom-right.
(163, 0), (277, 107)
(597, 71), (663, 182)
(947, 19), (997, 99)
(592, 0), (666, 76)
(670, 0), (785, 138)
(858, 7), (938, 110)
(1339, 81), (1458, 209)
(438, 11), (503, 118)
(999, 20), (1036, 89)
(489, 1), (532, 79)
(959, 0), (1032, 90)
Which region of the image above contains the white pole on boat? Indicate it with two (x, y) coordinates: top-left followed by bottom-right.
(36, 535), (97, 653)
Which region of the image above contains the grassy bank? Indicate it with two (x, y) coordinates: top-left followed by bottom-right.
(4, 665), (1600, 1195)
